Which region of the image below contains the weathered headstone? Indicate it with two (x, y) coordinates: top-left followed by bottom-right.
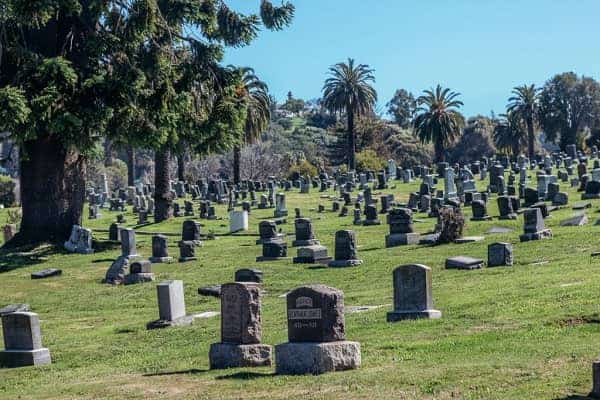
(387, 264), (441, 321)
(64, 225), (93, 254)
(385, 208), (420, 247)
(149, 234), (173, 263)
(519, 208), (552, 242)
(488, 242), (513, 267)
(292, 218), (319, 247)
(0, 312), (51, 367)
(328, 230), (362, 267)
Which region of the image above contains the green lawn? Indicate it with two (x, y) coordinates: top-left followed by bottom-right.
(1, 172), (600, 399)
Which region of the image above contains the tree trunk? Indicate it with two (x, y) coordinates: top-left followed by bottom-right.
(177, 152), (185, 182)
(233, 145), (241, 184)
(527, 116), (535, 160)
(126, 146), (135, 186)
(154, 147), (173, 222)
(7, 136), (85, 247)
(347, 111), (356, 171)
(104, 138), (113, 167)
(434, 137), (445, 163)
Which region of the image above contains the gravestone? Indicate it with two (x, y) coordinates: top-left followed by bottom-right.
(149, 234), (173, 263)
(497, 196), (517, 220)
(256, 241), (288, 262)
(292, 218), (319, 247)
(471, 199), (492, 221)
(181, 220), (202, 246)
(363, 204), (381, 226)
(328, 230), (363, 267)
(64, 225), (93, 254)
(229, 210), (248, 233)
(445, 256), (484, 270)
(235, 269), (263, 283)
(31, 269), (62, 280)
(275, 285), (361, 375)
(147, 280), (196, 329)
(0, 312), (51, 367)
(385, 208), (420, 247)
(488, 242), (513, 267)
(120, 228), (138, 258)
(274, 193), (288, 218)
(519, 208), (552, 242)
(209, 283), (272, 369)
(293, 245), (332, 264)
(256, 220), (284, 245)
(178, 241), (197, 262)
(387, 264), (441, 321)
(125, 259), (154, 284)
(108, 223), (121, 242)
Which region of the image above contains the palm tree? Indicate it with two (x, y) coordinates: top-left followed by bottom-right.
(413, 85), (464, 163)
(232, 67), (271, 184)
(507, 84), (539, 160)
(493, 112), (528, 156)
(322, 58), (377, 170)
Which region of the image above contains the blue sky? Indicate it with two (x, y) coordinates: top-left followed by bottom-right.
(224, 0), (600, 117)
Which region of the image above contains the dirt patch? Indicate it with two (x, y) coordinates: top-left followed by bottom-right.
(556, 316), (600, 327)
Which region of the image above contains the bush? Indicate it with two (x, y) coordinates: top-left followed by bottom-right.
(355, 149), (385, 172)
(436, 207), (465, 244)
(287, 159), (318, 179)
(86, 159), (128, 193)
(0, 175), (16, 207)
(277, 117), (293, 130)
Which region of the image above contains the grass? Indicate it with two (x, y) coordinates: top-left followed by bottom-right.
(1, 171), (600, 399)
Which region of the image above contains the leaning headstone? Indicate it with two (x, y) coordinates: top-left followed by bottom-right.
(104, 256), (131, 285)
(147, 280), (197, 329)
(328, 230), (363, 267)
(209, 283), (272, 369)
(64, 225), (94, 254)
(519, 208), (552, 242)
(0, 312), (51, 367)
(149, 234), (173, 263)
(387, 264), (441, 321)
(275, 285), (361, 375)
(488, 243), (513, 267)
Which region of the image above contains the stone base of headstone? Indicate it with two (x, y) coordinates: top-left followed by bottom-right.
(591, 361), (600, 398)
(256, 256), (290, 262)
(179, 256), (198, 262)
(256, 235), (285, 245)
(0, 348), (51, 368)
(275, 341), (361, 375)
(519, 229), (553, 242)
(274, 211), (288, 218)
(31, 269), (62, 279)
(328, 259), (363, 268)
(385, 233), (420, 247)
(209, 343), (272, 369)
(149, 256), (174, 264)
(362, 219), (381, 226)
(146, 314), (200, 330)
(386, 309), (441, 322)
(291, 239), (320, 247)
(124, 272), (155, 285)
(445, 256), (484, 270)
(498, 214), (517, 220)
(582, 193), (600, 200)
(470, 216), (492, 221)
(104, 256), (132, 285)
(293, 245), (332, 264)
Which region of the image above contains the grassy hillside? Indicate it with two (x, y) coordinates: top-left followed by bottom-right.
(0, 171), (599, 399)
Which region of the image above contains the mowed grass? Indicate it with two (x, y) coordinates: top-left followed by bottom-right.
(1, 171), (600, 399)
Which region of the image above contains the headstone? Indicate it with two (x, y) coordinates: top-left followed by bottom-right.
(328, 230), (362, 267)
(471, 200), (491, 221)
(235, 269), (263, 283)
(181, 220), (202, 246)
(120, 228), (137, 258)
(178, 241), (197, 262)
(293, 245), (332, 264)
(147, 280), (196, 329)
(445, 256), (484, 270)
(256, 241), (288, 262)
(149, 234), (172, 263)
(488, 243), (513, 267)
(519, 208), (552, 242)
(0, 312), (51, 367)
(209, 283), (272, 369)
(64, 225), (93, 254)
(363, 204), (381, 226)
(387, 264), (441, 321)
(229, 211), (248, 233)
(292, 218), (319, 247)
(275, 285), (361, 375)
(256, 221), (284, 244)
(31, 269), (62, 280)
(125, 259), (154, 284)
(385, 208), (420, 247)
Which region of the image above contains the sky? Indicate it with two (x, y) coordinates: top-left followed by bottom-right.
(223, 0), (600, 118)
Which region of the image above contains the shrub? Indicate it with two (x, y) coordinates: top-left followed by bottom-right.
(0, 175), (16, 207)
(287, 159), (318, 179)
(436, 206), (465, 244)
(355, 149), (385, 172)
(277, 117), (293, 130)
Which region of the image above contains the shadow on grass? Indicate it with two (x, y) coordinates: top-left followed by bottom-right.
(92, 240), (120, 253)
(554, 395), (594, 400)
(307, 265), (328, 270)
(216, 371), (275, 380)
(143, 369), (210, 377)
(0, 244), (64, 273)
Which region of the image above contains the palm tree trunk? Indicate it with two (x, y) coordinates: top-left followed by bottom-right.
(434, 137), (444, 163)
(347, 111), (356, 170)
(233, 145), (241, 184)
(154, 147), (173, 222)
(126, 146), (135, 187)
(526, 116), (535, 160)
(177, 153), (185, 182)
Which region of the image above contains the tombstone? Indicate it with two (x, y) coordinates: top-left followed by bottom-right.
(275, 285), (361, 375)
(523, 187), (539, 206)
(583, 180), (600, 199)
(64, 225), (93, 254)
(292, 218), (319, 247)
(149, 234), (173, 263)
(125, 259), (154, 284)
(445, 256), (484, 270)
(256, 241), (288, 262)
(387, 159), (397, 179)
(256, 220), (284, 245)
(178, 241), (197, 262)
(274, 193), (288, 218)
(229, 210), (248, 233)
(363, 204), (381, 226)
(402, 169), (414, 183)
(0, 312), (52, 367)
(471, 200), (491, 221)
(108, 223), (121, 242)
(147, 280), (196, 329)
(376, 171), (387, 190)
(380, 195), (393, 214)
(488, 243), (513, 267)
(328, 230), (362, 267)
(120, 228), (138, 258)
(386, 265), (441, 321)
(592, 361), (600, 398)
(181, 220), (202, 246)
(235, 269), (263, 283)
(31, 268), (62, 279)
(519, 208), (552, 242)
(443, 168), (458, 200)
(385, 208), (420, 247)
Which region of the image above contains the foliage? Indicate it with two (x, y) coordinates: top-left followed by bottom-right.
(387, 89), (417, 128)
(355, 149), (385, 172)
(413, 85), (465, 163)
(384, 125), (433, 168)
(539, 72), (600, 150)
(0, 175), (16, 207)
(277, 117), (294, 130)
(448, 116), (496, 164)
(86, 159), (129, 194)
(281, 97), (306, 114)
(493, 112), (528, 156)
(287, 159), (318, 179)
(436, 206), (465, 244)
(507, 84), (540, 159)
(322, 58), (377, 169)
